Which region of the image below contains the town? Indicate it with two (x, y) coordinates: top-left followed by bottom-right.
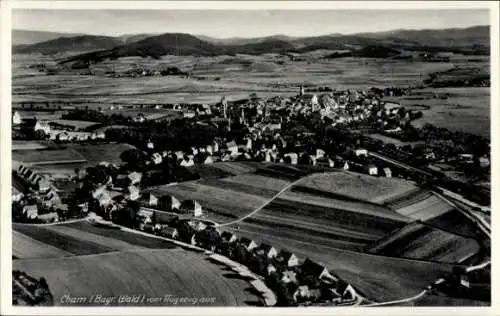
(11, 82), (491, 306)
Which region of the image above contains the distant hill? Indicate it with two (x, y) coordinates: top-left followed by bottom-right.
(12, 29), (86, 45)
(325, 45), (402, 59)
(12, 35), (124, 55)
(13, 25), (490, 66)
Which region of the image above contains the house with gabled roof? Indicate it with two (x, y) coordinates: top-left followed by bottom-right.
(239, 237), (258, 252)
(301, 258), (334, 281)
(158, 194), (181, 211)
(277, 249), (300, 267)
(22, 205), (38, 219)
(255, 243), (278, 259)
(221, 231), (238, 243)
(180, 199), (202, 217)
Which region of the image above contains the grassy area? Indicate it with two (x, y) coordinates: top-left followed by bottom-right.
(366, 222), (481, 263)
(13, 224), (115, 256)
(13, 249), (258, 306)
(12, 230), (72, 259)
(66, 143), (135, 165)
(299, 171), (417, 203)
(12, 148), (87, 165)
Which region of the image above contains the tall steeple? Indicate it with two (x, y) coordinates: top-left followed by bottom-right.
(221, 95), (228, 119)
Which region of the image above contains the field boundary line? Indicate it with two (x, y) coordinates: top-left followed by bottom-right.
(217, 172), (328, 227)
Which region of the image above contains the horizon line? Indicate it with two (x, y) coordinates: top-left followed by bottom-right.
(12, 24), (490, 40)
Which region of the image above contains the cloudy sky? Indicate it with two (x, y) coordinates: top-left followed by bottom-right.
(12, 9), (489, 38)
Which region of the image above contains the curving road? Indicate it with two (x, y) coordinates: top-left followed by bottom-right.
(216, 172), (327, 228)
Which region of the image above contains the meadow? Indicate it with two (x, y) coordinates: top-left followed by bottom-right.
(12, 221), (260, 306)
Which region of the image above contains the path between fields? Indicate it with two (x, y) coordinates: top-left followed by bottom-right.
(216, 172), (326, 228)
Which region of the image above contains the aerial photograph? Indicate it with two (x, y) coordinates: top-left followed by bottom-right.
(9, 6), (491, 308)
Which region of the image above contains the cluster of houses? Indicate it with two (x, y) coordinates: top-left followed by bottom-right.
(12, 112), (106, 142)
(114, 204), (358, 306)
(14, 165), (64, 223)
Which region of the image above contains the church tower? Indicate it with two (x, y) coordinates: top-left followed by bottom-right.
(299, 85), (304, 97)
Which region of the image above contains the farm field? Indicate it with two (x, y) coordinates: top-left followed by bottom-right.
(12, 140), (48, 151)
(222, 223), (456, 302)
(12, 221), (260, 306)
(12, 230), (73, 259)
(298, 171), (418, 203)
(43, 119), (100, 130)
(13, 53), (489, 135)
(366, 222), (482, 263)
(388, 87), (490, 138)
(366, 133), (426, 147)
(12, 148), (87, 165)
(392, 194), (455, 221)
(65, 143), (135, 165)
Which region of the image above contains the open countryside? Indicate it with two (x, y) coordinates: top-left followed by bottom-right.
(10, 8), (491, 309)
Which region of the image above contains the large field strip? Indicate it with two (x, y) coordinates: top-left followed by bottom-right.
(151, 182), (266, 217)
(222, 223), (456, 302)
(198, 178), (279, 198)
(67, 143), (136, 165)
(299, 171), (417, 203)
(12, 230), (73, 259)
(13, 249), (258, 306)
(384, 189), (433, 210)
(425, 209), (483, 239)
(59, 221), (177, 249)
(394, 194), (454, 221)
(12, 149), (87, 165)
(255, 199), (405, 241)
(366, 222), (481, 263)
(222, 174), (290, 191)
(279, 191), (410, 223)
(13, 224), (115, 256)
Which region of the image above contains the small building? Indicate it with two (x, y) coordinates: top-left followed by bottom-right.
(239, 237), (258, 252)
(37, 212), (59, 223)
(293, 285), (312, 302)
(180, 155), (195, 167)
(157, 226), (179, 240)
(382, 167), (392, 178)
(281, 269), (298, 284)
(180, 199), (203, 217)
(158, 195), (181, 211)
(315, 149), (325, 159)
(127, 172), (142, 186)
(479, 156), (490, 168)
(22, 205), (38, 219)
(354, 148), (368, 157)
(284, 153), (298, 165)
(365, 164), (378, 176)
(127, 185), (140, 201)
(12, 111), (21, 125)
(221, 231), (238, 243)
(255, 243), (278, 259)
(34, 122), (51, 134)
(277, 250), (300, 267)
(226, 141), (238, 155)
(12, 187), (24, 202)
(151, 153), (163, 165)
(143, 192), (158, 207)
(301, 258), (334, 281)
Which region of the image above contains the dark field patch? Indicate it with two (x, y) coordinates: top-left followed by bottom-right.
(198, 178), (278, 198)
(265, 198), (405, 236)
(366, 222), (481, 263)
(13, 224), (115, 255)
(60, 221), (177, 249)
(291, 185), (384, 207)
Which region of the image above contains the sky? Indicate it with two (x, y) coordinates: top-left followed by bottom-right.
(12, 9), (490, 39)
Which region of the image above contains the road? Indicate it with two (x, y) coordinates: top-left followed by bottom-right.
(368, 152), (433, 177)
(216, 172), (326, 228)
